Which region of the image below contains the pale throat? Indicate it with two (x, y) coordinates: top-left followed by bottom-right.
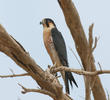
(43, 24), (61, 66)
(43, 23), (55, 41)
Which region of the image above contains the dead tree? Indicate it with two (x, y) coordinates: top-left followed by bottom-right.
(0, 0), (107, 100)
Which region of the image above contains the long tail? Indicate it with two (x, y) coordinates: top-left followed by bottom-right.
(65, 71), (78, 94)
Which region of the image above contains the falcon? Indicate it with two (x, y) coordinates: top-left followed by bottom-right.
(40, 18), (78, 94)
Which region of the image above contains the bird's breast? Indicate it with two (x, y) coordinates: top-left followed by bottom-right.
(43, 28), (61, 66)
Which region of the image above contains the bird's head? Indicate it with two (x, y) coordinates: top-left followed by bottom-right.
(40, 18), (56, 28)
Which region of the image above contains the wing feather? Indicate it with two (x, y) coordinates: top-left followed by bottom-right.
(51, 28), (78, 94)
(51, 28), (68, 66)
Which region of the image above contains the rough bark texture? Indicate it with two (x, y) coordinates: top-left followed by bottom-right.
(0, 24), (72, 100)
(0, 0), (107, 100)
(58, 0), (106, 100)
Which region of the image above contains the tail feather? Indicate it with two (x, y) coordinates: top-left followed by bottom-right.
(65, 71), (78, 94)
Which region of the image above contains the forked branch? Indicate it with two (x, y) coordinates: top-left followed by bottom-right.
(58, 0), (106, 100)
(0, 24), (72, 100)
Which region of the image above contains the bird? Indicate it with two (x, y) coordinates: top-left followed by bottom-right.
(40, 18), (78, 94)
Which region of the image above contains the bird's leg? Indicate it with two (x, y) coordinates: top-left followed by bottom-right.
(53, 62), (57, 68)
(49, 62), (58, 76)
(53, 62), (58, 76)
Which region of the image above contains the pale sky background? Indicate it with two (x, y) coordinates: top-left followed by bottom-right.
(0, 0), (110, 100)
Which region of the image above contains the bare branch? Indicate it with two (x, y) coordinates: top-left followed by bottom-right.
(98, 62), (102, 71)
(89, 23), (94, 49)
(0, 24), (72, 100)
(90, 77), (97, 91)
(58, 0), (106, 99)
(0, 73), (29, 78)
(85, 76), (91, 100)
(51, 66), (110, 76)
(69, 47), (83, 69)
(86, 23), (94, 100)
(18, 84), (56, 99)
(92, 37), (98, 52)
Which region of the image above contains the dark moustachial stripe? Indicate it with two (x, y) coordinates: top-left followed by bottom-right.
(45, 18), (56, 27)
(45, 19), (49, 27)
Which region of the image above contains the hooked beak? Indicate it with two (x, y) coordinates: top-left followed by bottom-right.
(40, 21), (43, 25)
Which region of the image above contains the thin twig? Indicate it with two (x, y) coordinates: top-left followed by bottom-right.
(92, 37), (98, 52)
(0, 73), (29, 78)
(18, 84), (56, 99)
(51, 66), (110, 76)
(98, 62), (102, 71)
(89, 23), (94, 49)
(69, 47), (83, 68)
